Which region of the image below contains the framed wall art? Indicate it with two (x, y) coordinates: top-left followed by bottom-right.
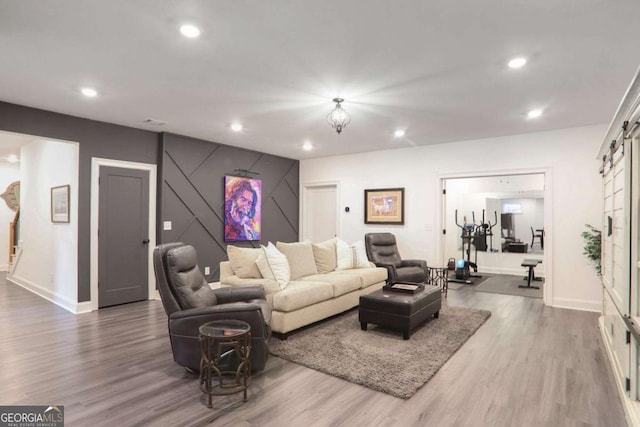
(51, 184), (70, 223)
(364, 187), (404, 225)
(224, 176), (262, 241)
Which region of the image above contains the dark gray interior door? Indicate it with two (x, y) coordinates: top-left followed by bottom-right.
(98, 166), (150, 308)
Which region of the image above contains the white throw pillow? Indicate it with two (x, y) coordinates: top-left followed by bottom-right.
(336, 238), (370, 270)
(256, 242), (291, 290)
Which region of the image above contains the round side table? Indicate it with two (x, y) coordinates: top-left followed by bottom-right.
(198, 320), (252, 408)
(427, 266), (449, 296)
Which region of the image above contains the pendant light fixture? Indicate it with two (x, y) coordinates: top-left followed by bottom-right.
(327, 98), (351, 134)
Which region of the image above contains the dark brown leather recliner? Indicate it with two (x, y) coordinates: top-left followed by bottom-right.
(153, 242), (271, 372)
(364, 233), (428, 284)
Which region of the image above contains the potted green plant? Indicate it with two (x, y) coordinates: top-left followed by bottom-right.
(581, 224), (601, 275)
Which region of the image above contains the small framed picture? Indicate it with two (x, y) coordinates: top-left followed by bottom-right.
(364, 188), (405, 224)
(51, 185), (70, 223)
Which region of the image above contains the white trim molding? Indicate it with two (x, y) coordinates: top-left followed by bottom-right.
(90, 158), (158, 311)
(437, 167), (553, 307)
(553, 297), (601, 313)
(8, 274), (85, 314)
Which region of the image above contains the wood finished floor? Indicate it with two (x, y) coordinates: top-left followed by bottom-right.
(0, 274), (627, 427)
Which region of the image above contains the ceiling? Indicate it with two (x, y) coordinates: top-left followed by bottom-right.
(1, 1), (639, 160)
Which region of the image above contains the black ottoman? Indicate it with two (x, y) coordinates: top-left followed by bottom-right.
(359, 285), (442, 340)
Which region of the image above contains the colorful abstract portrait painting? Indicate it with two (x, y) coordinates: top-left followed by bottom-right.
(224, 176), (262, 241)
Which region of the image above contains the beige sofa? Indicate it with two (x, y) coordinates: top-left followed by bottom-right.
(220, 239), (387, 335)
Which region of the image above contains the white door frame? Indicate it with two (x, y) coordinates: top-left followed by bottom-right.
(437, 167), (553, 306)
(89, 158), (157, 311)
(300, 181), (340, 241)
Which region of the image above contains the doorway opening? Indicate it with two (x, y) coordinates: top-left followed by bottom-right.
(439, 169), (552, 305)
(90, 158), (157, 311)
(0, 130), (81, 312)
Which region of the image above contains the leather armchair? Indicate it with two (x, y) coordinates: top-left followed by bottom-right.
(364, 233), (428, 284)
(153, 243), (271, 372)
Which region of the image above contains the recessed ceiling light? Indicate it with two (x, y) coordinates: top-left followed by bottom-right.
(81, 87), (97, 97)
(7, 154), (18, 163)
(508, 57), (527, 69)
(527, 108), (543, 119)
(394, 129), (406, 138)
(303, 141), (313, 151)
(230, 122), (243, 132)
(180, 24), (200, 38)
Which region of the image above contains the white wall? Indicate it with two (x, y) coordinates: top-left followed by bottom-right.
(301, 124), (605, 312)
(11, 139), (79, 312)
(0, 163), (20, 270)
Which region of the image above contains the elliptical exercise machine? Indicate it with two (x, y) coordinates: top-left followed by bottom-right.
(449, 209), (482, 284)
(471, 210), (498, 252)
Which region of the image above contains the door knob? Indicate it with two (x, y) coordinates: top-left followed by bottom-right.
(142, 239), (150, 244)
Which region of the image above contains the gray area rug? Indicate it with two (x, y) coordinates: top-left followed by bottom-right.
(475, 274), (543, 298)
(270, 305), (491, 399)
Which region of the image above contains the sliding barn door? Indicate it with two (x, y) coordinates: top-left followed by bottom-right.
(601, 138), (632, 398)
(602, 142), (630, 315)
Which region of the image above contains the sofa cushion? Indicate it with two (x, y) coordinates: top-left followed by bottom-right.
(276, 241), (318, 280)
(335, 267), (388, 288)
(272, 280), (333, 312)
(227, 245), (263, 279)
(256, 242), (290, 290)
(336, 239), (370, 270)
(299, 271), (361, 297)
(312, 238), (337, 274)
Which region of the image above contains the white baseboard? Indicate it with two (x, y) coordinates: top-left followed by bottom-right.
(8, 275), (85, 314)
(599, 317), (640, 427)
(75, 301), (93, 314)
(0, 264), (8, 272)
(552, 297), (601, 313)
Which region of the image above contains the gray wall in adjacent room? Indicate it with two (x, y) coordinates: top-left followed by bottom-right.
(160, 133), (299, 281)
(0, 101), (159, 302)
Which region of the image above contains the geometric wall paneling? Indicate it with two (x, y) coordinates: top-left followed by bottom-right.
(261, 200), (298, 244)
(283, 165), (299, 198)
(190, 144), (262, 218)
(268, 179), (299, 233)
(162, 184), (198, 240)
(160, 132), (299, 281)
(162, 155), (225, 243)
(176, 218), (227, 279)
(164, 133), (221, 177)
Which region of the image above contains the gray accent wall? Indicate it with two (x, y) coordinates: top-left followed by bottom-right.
(160, 133), (299, 281)
(0, 101), (300, 302)
(0, 101), (159, 302)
